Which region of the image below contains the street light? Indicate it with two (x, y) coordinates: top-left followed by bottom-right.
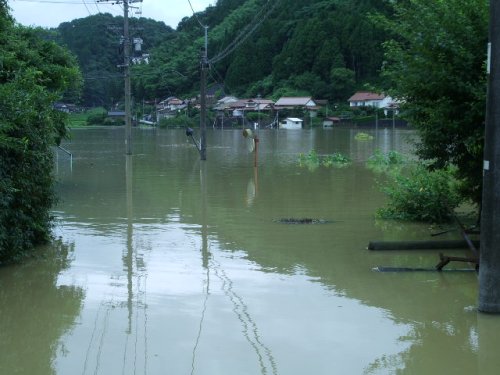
(243, 128), (259, 167)
(186, 127), (201, 154)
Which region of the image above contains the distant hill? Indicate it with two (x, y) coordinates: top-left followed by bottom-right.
(51, 0), (394, 107)
(54, 13), (173, 107)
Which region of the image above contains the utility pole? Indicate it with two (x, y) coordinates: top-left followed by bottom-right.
(99, 0), (139, 154)
(479, 0), (500, 313)
(124, 0), (132, 155)
(199, 26), (208, 161)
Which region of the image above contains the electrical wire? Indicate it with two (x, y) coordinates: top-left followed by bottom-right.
(186, 0), (206, 29)
(93, 0), (101, 13)
(81, 0), (93, 16)
(209, 0), (280, 65)
(210, 256), (278, 375)
(208, 65), (230, 93)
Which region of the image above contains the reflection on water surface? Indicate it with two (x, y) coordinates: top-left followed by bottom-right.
(1, 127), (499, 375)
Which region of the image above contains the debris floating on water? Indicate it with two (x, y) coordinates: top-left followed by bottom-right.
(274, 218), (331, 224)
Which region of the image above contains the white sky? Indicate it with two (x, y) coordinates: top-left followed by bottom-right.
(8, 0), (214, 29)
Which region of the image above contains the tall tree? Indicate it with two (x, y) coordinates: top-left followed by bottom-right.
(0, 2), (82, 263)
(380, 0), (489, 205)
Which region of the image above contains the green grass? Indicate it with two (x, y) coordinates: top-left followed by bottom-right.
(67, 107), (107, 127)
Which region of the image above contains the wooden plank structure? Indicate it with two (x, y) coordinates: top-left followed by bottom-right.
(372, 214), (479, 272)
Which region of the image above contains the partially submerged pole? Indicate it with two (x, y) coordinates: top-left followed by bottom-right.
(479, 0), (500, 313)
(243, 128), (259, 167)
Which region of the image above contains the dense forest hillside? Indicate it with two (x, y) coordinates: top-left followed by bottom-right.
(53, 0), (394, 107)
(54, 13), (172, 107)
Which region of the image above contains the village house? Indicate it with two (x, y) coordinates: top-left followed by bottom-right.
(348, 91), (385, 107)
(213, 96), (239, 111)
(348, 91), (398, 109)
(322, 117), (341, 127)
(274, 96), (318, 110)
(216, 98), (274, 117)
(156, 97), (188, 121)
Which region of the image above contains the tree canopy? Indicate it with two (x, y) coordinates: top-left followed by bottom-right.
(0, 1), (82, 263)
(49, 0), (394, 106)
(379, 0), (489, 205)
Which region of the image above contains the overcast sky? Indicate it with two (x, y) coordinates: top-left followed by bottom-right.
(9, 0), (214, 29)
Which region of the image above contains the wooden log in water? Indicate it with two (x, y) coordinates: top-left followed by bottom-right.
(374, 266), (476, 273)
(368, 240), (480, 251)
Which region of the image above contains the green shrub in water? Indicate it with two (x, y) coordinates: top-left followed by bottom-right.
(366, 149), (406, 173)
(299, 150), (350, 170)
(322, 152), (351, 167)
(298, 149), (320, 171)
(354, 132), (374, 141)
(377, 165), (461, 223)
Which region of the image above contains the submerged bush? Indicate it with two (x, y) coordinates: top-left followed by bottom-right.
(298, 149), (320, 171)
(299, 150), (350, 170)
(377, 165), (461, 223)
(322, 152), (351, 167)
(366, 149), (406, 174)
(354, 132), (374, 141)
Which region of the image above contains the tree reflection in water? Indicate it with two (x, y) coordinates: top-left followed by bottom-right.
(0, 239), (84, 375)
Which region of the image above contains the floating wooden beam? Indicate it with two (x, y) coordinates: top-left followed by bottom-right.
(374, 266), (476, 273)
(368, 240), (480, 251)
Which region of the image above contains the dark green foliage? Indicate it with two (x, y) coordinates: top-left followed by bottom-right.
(86, 111), (108, 126)
(377, 166), (461, 223)
(55, 13), (173, 107)
(124, 0), (395, 103)
(322, 152), (351, 167)
(158, 114), (197, 129)
(30, 1), (396, 106)
(379, 0), (488, 204)
(366, 149), (406, 174)
(0, 6), (81, 264)
(298, 149), (350, 170)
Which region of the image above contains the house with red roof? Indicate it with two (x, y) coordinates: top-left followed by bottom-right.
(348, 91), (387, 107)
(348, 91), (401, 114)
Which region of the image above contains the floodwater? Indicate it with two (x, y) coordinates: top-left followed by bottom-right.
(1, 127), (500, 375)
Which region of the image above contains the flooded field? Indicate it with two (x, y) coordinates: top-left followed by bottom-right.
(1, 127), (499, 374)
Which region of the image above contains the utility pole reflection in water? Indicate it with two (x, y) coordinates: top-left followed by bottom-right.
(192, 163), (211, 375)
(125, 154), (134, 333)
(123, 154), (149, 374)
(193, 163), (276, 375)
(200, 162), (210, 269)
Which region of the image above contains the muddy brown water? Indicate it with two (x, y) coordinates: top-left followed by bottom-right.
(1, 127), (499, 374)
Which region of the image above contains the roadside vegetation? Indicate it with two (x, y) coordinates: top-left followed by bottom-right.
(0, 2), (81, 264)
(378, 0), (488, 208)
(366, 150), (461, 223)
(377, 165), (461, 223)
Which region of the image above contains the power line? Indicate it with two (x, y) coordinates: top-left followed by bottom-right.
(93, 0), (101, 13)
(81, 0), (93, 16)
(186, 0), (206, 29)
(209, 0), (280, 65)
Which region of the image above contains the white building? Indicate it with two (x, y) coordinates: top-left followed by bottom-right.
(279, 117), (303, 129)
